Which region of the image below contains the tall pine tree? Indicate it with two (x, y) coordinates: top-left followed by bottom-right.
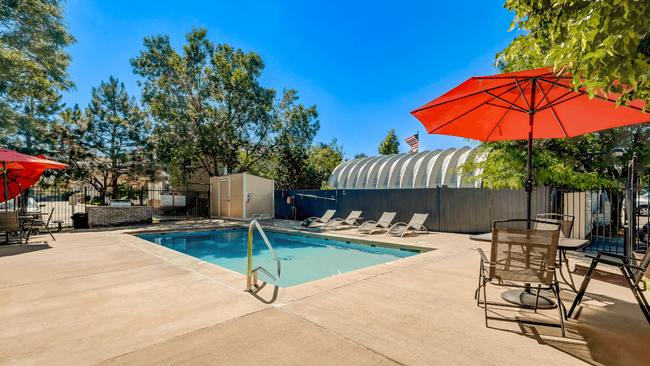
(378, 129), (400, 155)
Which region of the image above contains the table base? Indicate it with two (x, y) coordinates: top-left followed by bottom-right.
(501, 286), (556, 309)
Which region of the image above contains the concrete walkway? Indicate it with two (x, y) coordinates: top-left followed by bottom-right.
(1, 220), (649, 365)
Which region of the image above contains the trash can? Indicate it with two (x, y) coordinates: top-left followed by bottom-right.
(71, 213), (88, 229)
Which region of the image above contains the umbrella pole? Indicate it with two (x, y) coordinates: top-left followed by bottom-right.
(3, 161), (7, 244)
(526, 125), (532, 224)
(2, 162), (6, 212)
(526, 83), (536, 226)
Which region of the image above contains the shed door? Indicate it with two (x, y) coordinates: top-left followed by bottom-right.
(219, 179), (230, 217)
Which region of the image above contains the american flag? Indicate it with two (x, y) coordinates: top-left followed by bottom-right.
(405, 133), (419, 151)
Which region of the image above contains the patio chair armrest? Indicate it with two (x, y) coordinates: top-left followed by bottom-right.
(596, 251), (640, 262)
(477, 248), (490, 263)
(391, 222), (408, 227)
(592, 256), (646, 271)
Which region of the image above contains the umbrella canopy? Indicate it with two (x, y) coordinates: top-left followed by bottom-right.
(411, 67), (649, 220)
(0, 150), (68, 204)
(411, 67), (649, 141)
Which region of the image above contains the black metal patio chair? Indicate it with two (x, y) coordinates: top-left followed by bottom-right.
(568, 250), (650, 325)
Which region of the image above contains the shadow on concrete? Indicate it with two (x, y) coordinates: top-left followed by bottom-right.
(0, 243), (52, 257)
(483, 292), (650, 366)
(250, 282), (280, 304)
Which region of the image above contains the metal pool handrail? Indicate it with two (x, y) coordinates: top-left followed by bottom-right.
(246, 220), (281, 292)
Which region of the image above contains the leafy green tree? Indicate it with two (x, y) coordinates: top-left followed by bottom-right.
(272, 92), (320, 190)
(354, 152), (368, 159)
(460, 123), (650, 190)
(307, 138), (344, 187)
(499, 0), (650, 107)
(466, 0), (650, 190)
(378, 129), (400, 155)
(1, 0), (76, 147)
(131, 27), (280, 184)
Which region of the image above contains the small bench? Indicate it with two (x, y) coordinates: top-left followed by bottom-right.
(52, 220), (64, 232)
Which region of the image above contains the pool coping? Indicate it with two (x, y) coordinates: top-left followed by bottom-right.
(121, 224), (451, 305)
(130, 226), (435, 254)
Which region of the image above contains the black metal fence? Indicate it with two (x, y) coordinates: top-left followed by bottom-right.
(3, 183), (211, 229)
(552, 187), (649, 256)
(275, 186), (553, 234)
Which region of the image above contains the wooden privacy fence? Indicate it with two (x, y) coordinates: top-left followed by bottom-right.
(275, 186), (552, 234)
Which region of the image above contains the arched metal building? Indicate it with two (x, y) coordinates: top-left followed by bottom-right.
(327, 146), (486, 189)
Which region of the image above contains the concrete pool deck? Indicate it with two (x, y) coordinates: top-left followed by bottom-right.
(1, 219), (649, 365)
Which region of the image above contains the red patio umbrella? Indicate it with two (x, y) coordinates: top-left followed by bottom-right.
(0, 150), (68, 207)
(411, 66), (649, 220)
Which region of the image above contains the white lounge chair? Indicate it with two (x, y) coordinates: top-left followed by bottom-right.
(356, 212), (396, 235)
(300, 209), (336, 228)
(323, 211), (363, 231)
(386, 213), (429, 237)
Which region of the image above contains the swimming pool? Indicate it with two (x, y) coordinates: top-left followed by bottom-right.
(137, 229), (424, 287)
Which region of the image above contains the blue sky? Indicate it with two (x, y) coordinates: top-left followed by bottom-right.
(62, 0), (520, 159)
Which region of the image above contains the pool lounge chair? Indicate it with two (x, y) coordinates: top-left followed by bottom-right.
(300, 209), (336, 228)
(386, 213), (429, 237)
(356, 212), (396, 235)
(323, 211), (363, 231)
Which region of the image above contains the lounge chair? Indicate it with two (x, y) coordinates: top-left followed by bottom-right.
(568, 250), (650, 325)
(300, 209), (336, 228)
(386, 213), (429, 237)
(323, 211), (362, 231)
(356, 212), (396, 235)
(476, 219), (565, 336)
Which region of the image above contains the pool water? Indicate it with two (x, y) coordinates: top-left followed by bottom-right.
(137, 229), (421, 287)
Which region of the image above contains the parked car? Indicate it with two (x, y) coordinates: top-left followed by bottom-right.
(621, 191), (650, 218)
(0, 197), (40, 212)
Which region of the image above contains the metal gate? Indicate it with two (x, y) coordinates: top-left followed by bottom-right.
(550, 155), (649, 256)
(146, 183), (211, 220)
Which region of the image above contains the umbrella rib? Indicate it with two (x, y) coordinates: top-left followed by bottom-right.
(428, 84), (527, 133)
(515, 79), (532, 111)
(483, 91), (528, 113)
(486, 92), (527, 142)
(485, 102), (526, 111)
(537, 78), (647, 113)
(548, 105), (568, 138)
(428, 103), (490, 134)
(412, 82), (519, 113)
(426, 84), (524, 133)
(536, 93), (583, 112)
(534, 78), (558, 110)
